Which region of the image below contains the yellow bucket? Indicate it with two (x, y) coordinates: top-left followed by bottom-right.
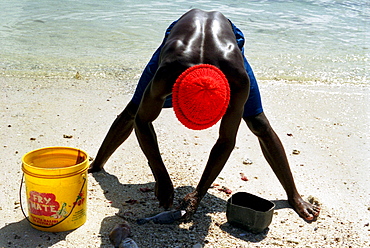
(21, 147), (88, 232)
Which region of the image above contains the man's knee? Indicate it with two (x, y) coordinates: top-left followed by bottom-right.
(118, 101), (139, 120)
(243, 112), (272, 137)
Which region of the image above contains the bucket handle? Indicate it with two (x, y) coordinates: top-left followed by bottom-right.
(19, 173), (87, 229)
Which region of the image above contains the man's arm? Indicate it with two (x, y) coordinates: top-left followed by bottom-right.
(196, 87), (248, 198)
(134, 79), (174, 209)
(181, 82), (250, 218)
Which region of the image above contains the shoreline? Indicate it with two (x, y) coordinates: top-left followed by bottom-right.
(1, 76), (369, 247)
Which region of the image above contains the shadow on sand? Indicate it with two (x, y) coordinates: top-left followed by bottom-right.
(91, 171), (290, 247)
(0, 218), (72, 248)
(0, 171), (294, 247)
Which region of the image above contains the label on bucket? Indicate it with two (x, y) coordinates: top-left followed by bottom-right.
(27, 190), (86, 227)
(29, 191), (60, 217)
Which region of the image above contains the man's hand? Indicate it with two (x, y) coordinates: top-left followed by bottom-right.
(179, 191), (200, 221)
(155, 179), (174, 209)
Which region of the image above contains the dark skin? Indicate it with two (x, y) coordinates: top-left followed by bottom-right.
(89, 9), (320, 221)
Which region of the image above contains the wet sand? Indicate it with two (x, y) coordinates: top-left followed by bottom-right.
(0, 76), (369, 247)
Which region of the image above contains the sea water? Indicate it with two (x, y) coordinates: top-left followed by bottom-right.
(0, 0), (368, 84)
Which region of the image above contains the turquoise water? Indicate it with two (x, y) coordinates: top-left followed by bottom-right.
(0, 0), (369, 84)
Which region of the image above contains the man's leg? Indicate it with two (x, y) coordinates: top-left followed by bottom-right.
(244, 112), (320, 221)
(89, 101), (138, 172)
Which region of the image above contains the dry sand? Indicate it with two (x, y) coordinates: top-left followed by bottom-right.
(1, 75), (369, 247)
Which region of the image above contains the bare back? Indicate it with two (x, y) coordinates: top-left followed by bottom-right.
(159, 9), (245, 77)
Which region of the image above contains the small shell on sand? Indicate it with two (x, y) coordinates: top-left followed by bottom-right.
(242, 158), (253, 165)
(292, 149), (301, 155)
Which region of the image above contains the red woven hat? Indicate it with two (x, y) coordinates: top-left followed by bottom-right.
(172, 64), (230, 130)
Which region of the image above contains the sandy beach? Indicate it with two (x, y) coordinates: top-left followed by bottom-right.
(0, 75), (369, 247)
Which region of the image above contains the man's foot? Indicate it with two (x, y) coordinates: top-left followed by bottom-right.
(88, 161), (104, 173)
(289, 196), (321, 221)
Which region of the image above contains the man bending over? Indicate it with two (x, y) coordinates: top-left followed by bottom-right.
(89, 9), (320, 221)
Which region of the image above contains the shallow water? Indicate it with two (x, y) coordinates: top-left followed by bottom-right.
(0, 0), (368, 84)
